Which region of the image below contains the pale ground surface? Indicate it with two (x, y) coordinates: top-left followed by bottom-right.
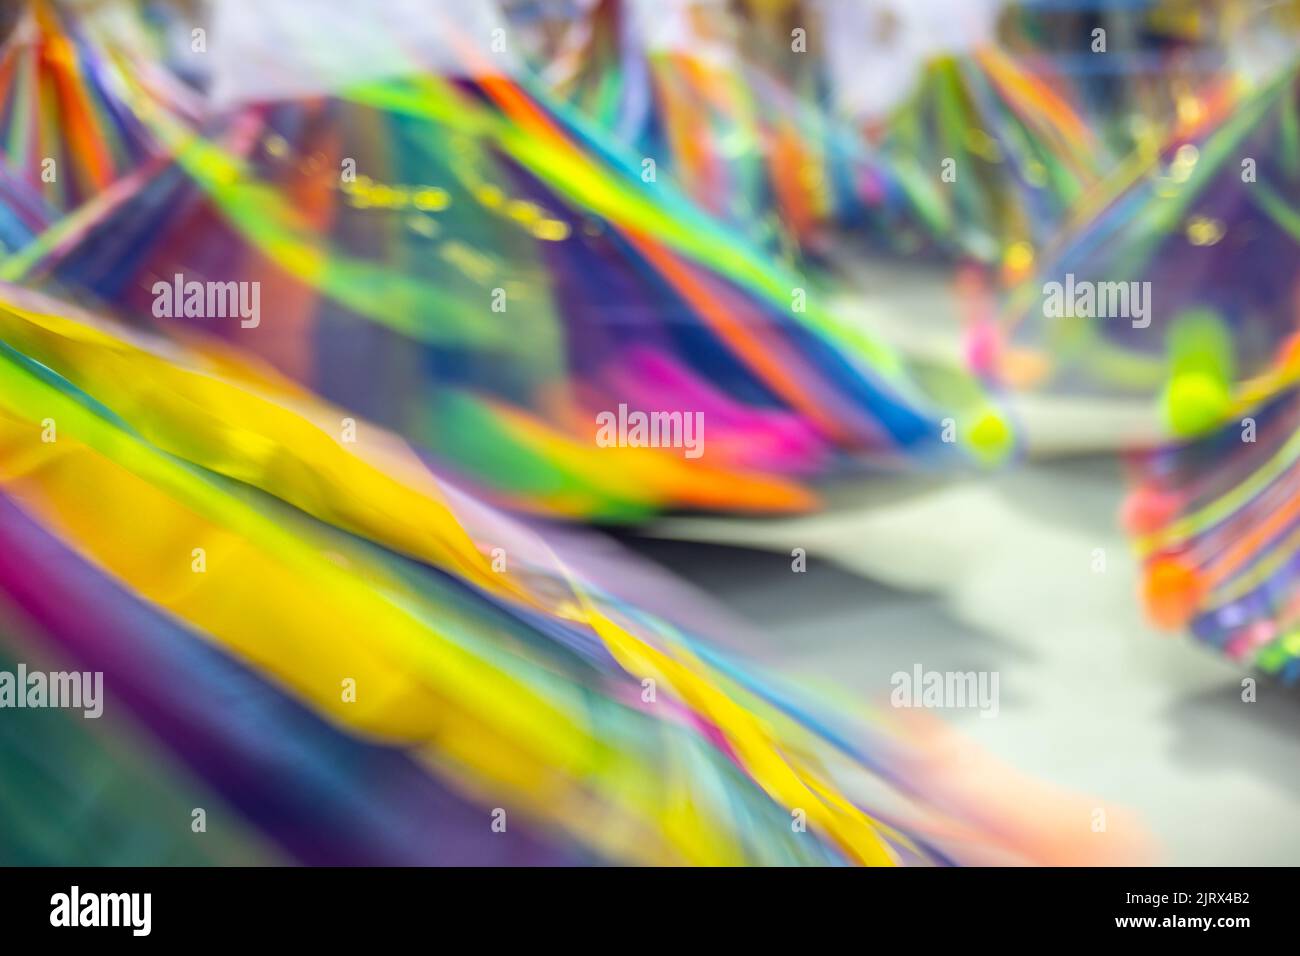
(625, 259), (1300, 865)
(635, 456), (1300, 865)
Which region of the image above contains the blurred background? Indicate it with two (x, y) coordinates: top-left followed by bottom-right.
(1, 0), (1299, 866)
